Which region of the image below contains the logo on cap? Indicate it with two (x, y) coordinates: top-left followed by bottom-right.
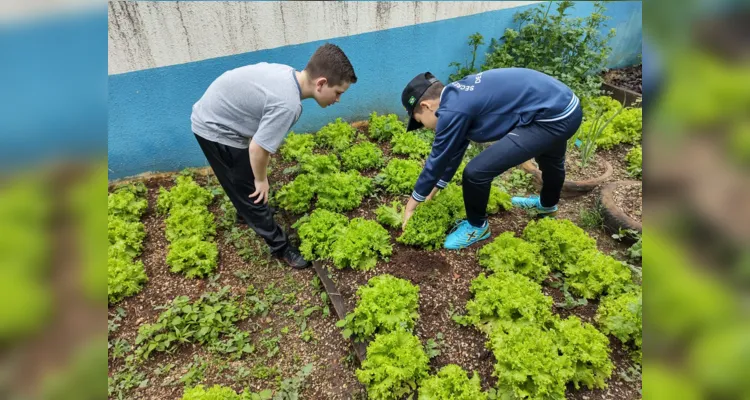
(408, 96), (416, 106)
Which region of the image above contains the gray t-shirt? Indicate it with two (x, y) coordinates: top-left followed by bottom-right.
(191, 62), (303, 152)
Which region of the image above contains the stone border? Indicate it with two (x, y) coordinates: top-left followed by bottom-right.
(519, 159), (614, 199)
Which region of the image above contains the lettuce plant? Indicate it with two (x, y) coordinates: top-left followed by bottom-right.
(315, 118), (356, 151)
(331, 218), (392, 271)
(391, 131), (431, 160)
(107, 257), (148, 304)
(477, 232), (549, 282)
(626, 145), (642, 178)
(356, 329), (429, 400)
(316, 171), (372, 212)
(337, 274), (419, 341)
(341, 141), (384, 171)
(108, 183), (149, 304)
(375, 201), (404, 228)
(376, 159), (422, 195)
(156, 175), (212, 215)
(596, 287), (642, 364)
(293, 209), (349, 261)
(165, 206), (217, 242)
(299, 153), (341, 175)
(486, 185), (513, 214)
(279, 131), (315, 161)
(368, 112), (406, 142)
(563, 249), (633, 299)
(397, 201), (452, 250)
(275, 173), (316, 214)
(166, 237), (219, 279)
(418, 364), (487, 400)
(522, 218), (597, 271)
(454, 272), (553, 336)
(555, 316), (613, 390)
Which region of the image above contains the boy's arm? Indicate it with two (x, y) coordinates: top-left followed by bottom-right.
(247, 106), (298, 204)
(411, 111), (471, 202)
(435, 140), (470, 189)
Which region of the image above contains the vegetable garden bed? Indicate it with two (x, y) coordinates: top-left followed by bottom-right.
(109, 109), (643, 400)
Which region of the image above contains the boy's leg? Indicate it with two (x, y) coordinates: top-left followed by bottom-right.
(194, 134), (289, 255)
(535, 140), (567, 208)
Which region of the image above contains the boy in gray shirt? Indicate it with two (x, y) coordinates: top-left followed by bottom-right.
(192, 43), (357, 269)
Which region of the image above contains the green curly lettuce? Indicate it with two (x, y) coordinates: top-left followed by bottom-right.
(356, 329), (429, 400)
(331, 218), (392, 271)
(477, 232), (549, 282)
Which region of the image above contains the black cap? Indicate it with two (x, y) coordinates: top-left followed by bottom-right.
(401, 72), (439, 131)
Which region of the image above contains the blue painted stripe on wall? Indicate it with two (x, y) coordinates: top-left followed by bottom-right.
(108, 1), (641, 179)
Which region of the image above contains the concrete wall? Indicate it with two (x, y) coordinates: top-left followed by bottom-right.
(108, 1), (643, 179)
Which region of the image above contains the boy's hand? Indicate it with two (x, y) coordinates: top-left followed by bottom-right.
(249, 178), (270, 204)
(402, 197), (420, 230)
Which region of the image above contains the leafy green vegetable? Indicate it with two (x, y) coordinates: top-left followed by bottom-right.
(391, 131), (431, 160)
(368, 112), (406, 142)
(596, 287), (642, 364)
(279, 132), (315, 162)
(293, 209), (349, 261)
(356, 329), (429, 400)
(486, 185), (513, 214)
(165, 206), (217, 242)
(375, 201), (404, 228)
(315, 118), (356, 151)
(341, 141), (384, 171)
(299, 153), (341, 175)
(454, 272), (553, 336)
(135, 287), (249, 360)
(563, 249), (633, 299)
(433, 183), (466, 219)
(166, 237), (219, 279)
(108, 215), (146, 257)
(489, 324), (573, 400)
(107, 257), (148, 304)
(626, 145), (642, 178)
(337, 274), (419, 341)
(316, 171), (372, 212)
(397, 201), (452, 250)
(376, 159), (422, 194)
(182, 385), (242, 400)
(522, 218), (597, 271)
(108, 185), (148, 220)
(156, 175), (212, 215)
(477, 232), (549, 282)
(275, 173), (316, 214)
(555, 316), (613, 390)
(331, 218), (392, 271)
(418, 364), (487, 400)
(601, 106), (642, 149)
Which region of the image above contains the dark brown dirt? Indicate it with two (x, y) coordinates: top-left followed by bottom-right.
(565, 148), (609, 182)
(613, 183), (643, 223)
(603, 64), (642, 94)
(109, 121), (642, 400)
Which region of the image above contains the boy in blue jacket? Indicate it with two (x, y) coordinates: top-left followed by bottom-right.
(400, 68), (582, 249)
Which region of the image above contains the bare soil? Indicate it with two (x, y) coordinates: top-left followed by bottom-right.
(613, 183), (643, 223)
(603, 64), (642, 94)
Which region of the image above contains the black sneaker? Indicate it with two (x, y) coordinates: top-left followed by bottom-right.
(279, 246), (311, 269)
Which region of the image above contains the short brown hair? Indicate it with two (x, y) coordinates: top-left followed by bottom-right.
(414, 81), (445, 114)
(304, 43), (357, 86)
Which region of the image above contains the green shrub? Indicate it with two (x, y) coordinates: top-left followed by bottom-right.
(341, 142), (384, 171)
(479, 1), (615, 100)
(477, 232), (549, 282)
(626, 145), (642, 178)
(418, 364), (487, 400)
(454, 272), (553, 336)
(522, 218), (597, 271)
(331, 218), (392, 271)
(376, 159), (422, 194)
(315, 118), (356, 151)
(279, 132), (315, 162)
(337, 275), (419, 341)
(391, 131), (431, 160)
(368, 112), (406, 142)
(356, 329), (429, 400)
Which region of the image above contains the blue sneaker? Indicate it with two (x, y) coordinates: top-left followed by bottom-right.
(511, 195), (558, 215)
(444, 220), (491, 250)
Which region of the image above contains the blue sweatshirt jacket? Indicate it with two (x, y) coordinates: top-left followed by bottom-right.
(411, 67), (579, 202)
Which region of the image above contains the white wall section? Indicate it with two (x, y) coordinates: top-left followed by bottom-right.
(108, 1), (541, 75)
